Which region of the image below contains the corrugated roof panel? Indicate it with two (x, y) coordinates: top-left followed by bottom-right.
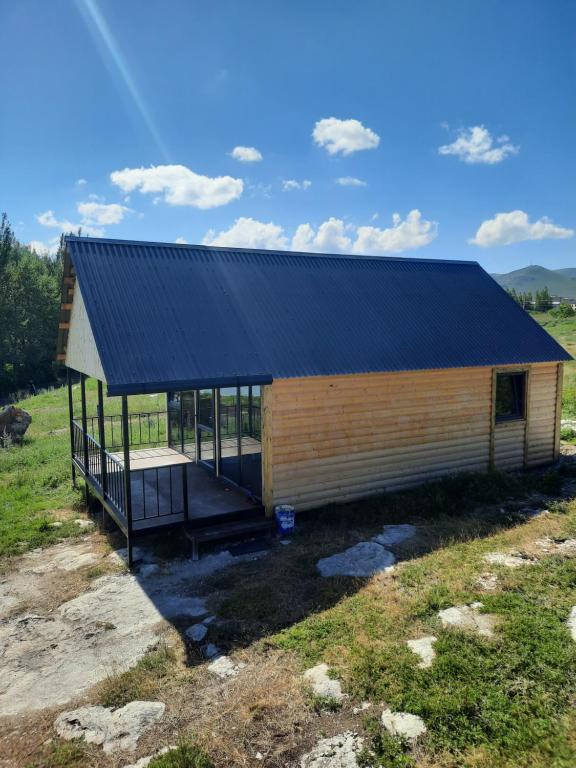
(65, 236), (572, 395)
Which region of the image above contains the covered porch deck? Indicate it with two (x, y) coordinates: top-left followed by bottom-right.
(68, 373), (266, 565)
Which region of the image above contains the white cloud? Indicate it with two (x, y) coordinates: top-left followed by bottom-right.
(76, 178), (87, 186)
(175, 237), (188, 244)
(202, 210), (436, 256)
(282, 179), (312, 191)
(230, 146), (263, 163)
(28, 238), (60, 256)
(203, 217), (288, 250)
(469, 210), (574, 247)
(313, 117), (380, 156)
(336, 176), (367, 187)
(110, 164), (243, 209)
(292, 218), (353, 253)
(354, 210), (438, 255)
(438, 125), (519, 164)
(77, 201), (131, 226)
(36, 210), (104, 238)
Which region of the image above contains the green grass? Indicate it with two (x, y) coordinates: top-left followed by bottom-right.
(532, 311), (576, 418)
(96, 644), (176, 708)
(148, 744), (214, 768)
(0, 380), (164, 560)
(271, 498), (576, 767)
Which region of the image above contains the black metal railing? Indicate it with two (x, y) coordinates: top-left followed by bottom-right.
(133, 463), (187, 522)
(77, 410), (168, 450)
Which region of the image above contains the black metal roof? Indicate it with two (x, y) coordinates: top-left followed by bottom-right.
(65, 236), (572, 395)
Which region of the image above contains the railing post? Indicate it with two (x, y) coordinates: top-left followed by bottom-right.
(182, 463), (189, 521)
(248, 385), (253, 437)
(97, 380), (107, 498)
(80, 374), (91, 509)
(67, 368), (77, 488)
(121, 395), (134, 568)
(214, 388), (221, 477)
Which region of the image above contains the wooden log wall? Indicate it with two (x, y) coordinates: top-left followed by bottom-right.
(262, 362), (562, 512)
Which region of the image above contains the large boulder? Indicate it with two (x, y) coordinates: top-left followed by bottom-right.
(0, 405), (31, 444)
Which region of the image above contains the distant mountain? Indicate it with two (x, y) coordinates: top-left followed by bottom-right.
(491, 265), (576, 298)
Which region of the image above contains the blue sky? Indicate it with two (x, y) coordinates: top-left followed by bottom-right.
(1, 0), (574, 273)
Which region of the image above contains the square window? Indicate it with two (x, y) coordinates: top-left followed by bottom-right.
(495, 372), (526, 422)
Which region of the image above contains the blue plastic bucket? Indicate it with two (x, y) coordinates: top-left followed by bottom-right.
(274, 504), (295, 536)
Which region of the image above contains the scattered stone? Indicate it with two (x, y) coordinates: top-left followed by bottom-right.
(185, 623), (208, 643)
(372, 524), (416, 547)
(207, 655), (246, 678)
(352, 702), (371, 715)
(568, 606), (576, 641)
(54, 701), (165, 753)
(484, 552), (536, 568)
(123, 745), (177, 768)
(476, 573), (499, 591)
(74, 518), (94, 529)
(406, 636), (437, 669)
(50, 521), (63, 528)
(201, 643), (220, 659)
(300, 732), (364, 768)
(304, 663), (345, 701)
(317, 541), (395, 577)
(381, 709), (427, 742)
(438, 602), (496, 637)
(535, 537), (576, 555)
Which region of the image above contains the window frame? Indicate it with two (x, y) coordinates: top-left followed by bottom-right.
(494, 369), (528, 424)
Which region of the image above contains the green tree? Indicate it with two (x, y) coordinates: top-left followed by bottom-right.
(0, 214), (63, 397)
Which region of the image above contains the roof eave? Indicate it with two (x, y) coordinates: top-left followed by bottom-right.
(105, 373), (274, 397)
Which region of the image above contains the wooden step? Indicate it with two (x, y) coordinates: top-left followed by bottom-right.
(183, 517), (274, 560)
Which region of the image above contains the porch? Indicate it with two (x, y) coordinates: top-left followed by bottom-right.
(68, 373), (266, 565)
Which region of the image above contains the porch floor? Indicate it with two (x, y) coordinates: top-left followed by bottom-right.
(110, 446), (191, 471)
(128, 456), (260, 531)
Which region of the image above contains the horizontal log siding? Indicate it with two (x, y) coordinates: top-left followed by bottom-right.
(269, 367), (492, 510)
(526, 363), (560, 467)
(266, 364), (560, 511)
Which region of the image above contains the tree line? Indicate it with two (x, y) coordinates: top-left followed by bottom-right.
(0, 213), (65, 399)
(507, 285), (575, 317)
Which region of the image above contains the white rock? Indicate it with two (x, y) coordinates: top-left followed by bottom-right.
(300, 732), (364, 768)
(484, 552), (536, 568)
(381, 709), (426, 742)
(535, 537), (576, 554)
(74, 518), (94, 529)
(438, 602), (496, 637)
(50, 521), (63, 528)
(352, 702), (371, 714)
(372, 524), (416, 547)
(55, 701), (165, 753)
(476, 573), (499, 591)
(317, 542), (395, 577)
(123, 745), (177, 768)
(406, 636), (437, 669)
(303, 663), (344, 701)
(568, 606), (576, 641)
(185, 623), (208, 642)
(207, 655), (246, 678)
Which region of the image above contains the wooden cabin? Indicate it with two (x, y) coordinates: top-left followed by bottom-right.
(58, 236), (571, 565)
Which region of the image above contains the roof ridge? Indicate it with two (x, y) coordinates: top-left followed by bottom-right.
(64, 235), (479, 267)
